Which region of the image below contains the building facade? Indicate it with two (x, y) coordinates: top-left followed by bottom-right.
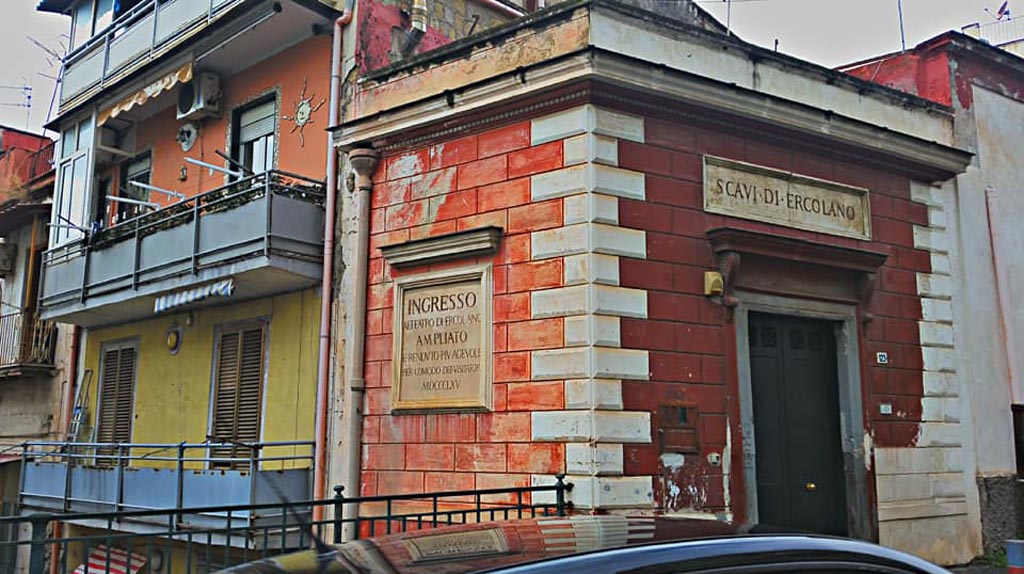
(24, 0), (345, 570)
(330, 0), (983, 565)
(842, 31), (1024, 555)
(0, 128), (68, 574)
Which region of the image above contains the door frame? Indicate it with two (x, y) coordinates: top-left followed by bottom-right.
(733, 291), (872, 540)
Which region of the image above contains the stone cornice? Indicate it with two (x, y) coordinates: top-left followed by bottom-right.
(335, 48), (972, 181)
(380, 226), (504, 269)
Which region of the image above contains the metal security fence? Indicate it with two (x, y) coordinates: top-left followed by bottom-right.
(2, 476), (572, 573)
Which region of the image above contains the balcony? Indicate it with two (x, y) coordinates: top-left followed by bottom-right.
(56, 0), (335, 111)
(40, 171), (325, 327)
(19, 441), (313, 544)
(59, 0), (245, 107)
(0, 313), (57, 379)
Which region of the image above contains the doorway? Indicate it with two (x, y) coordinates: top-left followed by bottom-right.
(748, 312), (849, 535)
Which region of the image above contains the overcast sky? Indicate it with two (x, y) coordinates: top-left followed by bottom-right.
(0, 0), (1010, 134)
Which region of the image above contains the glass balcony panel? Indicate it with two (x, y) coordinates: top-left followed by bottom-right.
(155, 0), (209, 45)
(62, 45), (104, 101)
(40, 172), (325, 326)
(106, 12), (155, 76)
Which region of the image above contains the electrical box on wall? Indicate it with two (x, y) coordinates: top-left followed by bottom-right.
(658, 403), (700, 454)
(0, 243), (16, 276)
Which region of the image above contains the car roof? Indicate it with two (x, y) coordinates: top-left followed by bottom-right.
(218, 515), (946, 574)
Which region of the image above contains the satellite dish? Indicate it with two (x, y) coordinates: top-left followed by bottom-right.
(176, 122), (198, 152)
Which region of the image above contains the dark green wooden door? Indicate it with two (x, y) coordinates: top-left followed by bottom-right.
(749, 312), (848, 535)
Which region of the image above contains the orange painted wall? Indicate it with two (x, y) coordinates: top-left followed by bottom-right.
(103, 35), (331, 218)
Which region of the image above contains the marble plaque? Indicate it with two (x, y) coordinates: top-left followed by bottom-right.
(703, 156), (872, 240)
(392, 265), (492, 411)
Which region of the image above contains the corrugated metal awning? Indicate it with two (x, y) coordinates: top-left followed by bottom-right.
(98, 63), (193, 126)
(74, 546), (147, 574)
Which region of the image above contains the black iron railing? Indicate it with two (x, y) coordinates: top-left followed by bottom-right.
(0, 312), (56, 369)
(0, 477), (572, 574)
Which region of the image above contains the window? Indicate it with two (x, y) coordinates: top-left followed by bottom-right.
(52, 117), (94, 246)
(232, 99), (276, 175)
(209, 321), (267, 469)
(116, 153), (152, 223)
(70, 0), (115, 51)
(96, 340), (137, 463)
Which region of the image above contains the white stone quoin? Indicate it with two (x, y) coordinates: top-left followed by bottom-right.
(527, 104), (654, 509)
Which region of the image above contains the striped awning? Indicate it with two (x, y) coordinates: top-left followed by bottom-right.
(98, 62), (193, 126)
(73, 546), (147, 574)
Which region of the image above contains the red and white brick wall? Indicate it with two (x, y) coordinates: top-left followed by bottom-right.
(526, 105), (655, 509)
(360, 100), (966, 533)
(361, 105), (654, 508)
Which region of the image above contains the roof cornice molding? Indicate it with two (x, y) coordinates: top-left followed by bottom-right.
(335, 49), (971, 181)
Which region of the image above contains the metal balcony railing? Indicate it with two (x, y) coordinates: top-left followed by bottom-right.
(0, 312), (57, 370)
(3, 476), (573, 573)
(25, 141), (56, 183)
(39, 170), (325, 323)
(60, 0), (246, 105)
(965, 15), (1024, 48)
(19, 440), (315, 518)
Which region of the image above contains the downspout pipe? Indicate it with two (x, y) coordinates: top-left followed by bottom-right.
(314, 0), (355, 522)
(340, 149), (378, 540)
(52, 324), (82, 574)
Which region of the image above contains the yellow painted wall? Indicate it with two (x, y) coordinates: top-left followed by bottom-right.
(81, 288), (320, 470)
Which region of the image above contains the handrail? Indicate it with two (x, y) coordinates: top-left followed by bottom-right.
(22, 440), (314, 464)
(9, 477), (572, 524)
(61, 0), (250, 104)
(65, 0), (161, 65)
(0, 313), (57, 368)
(44, 169), (324, 261)
(21, 440), (316, 518)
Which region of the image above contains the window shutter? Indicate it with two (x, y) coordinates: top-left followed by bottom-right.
(96, 343), (136, 463)
(238, 101), (275, 143)
(210, 323), (266, 469)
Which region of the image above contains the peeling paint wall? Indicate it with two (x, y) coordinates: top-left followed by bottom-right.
(355, 0), (517, 73)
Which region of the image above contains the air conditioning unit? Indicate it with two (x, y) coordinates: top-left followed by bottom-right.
(0, 243), (16, 277)
(176, 73), (221, 121)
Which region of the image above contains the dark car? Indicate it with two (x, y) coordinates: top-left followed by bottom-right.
(216, 515), (949, 574)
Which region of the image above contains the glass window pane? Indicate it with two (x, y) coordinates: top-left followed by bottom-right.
(261, 134), (274, 172)
(53, 163), (76, 244)
(76, 118), (93, 151)
(95, 0), (114, 31)
(70, 155), (90, 230)
(72, 0), (95, 50)
(61, 127), (77, 158)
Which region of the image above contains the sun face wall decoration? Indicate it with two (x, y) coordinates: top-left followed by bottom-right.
(282, 78), (326, 147)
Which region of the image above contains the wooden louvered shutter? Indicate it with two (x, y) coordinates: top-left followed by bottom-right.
(210, 323), (266, 469)
(96, 343), (136, 464)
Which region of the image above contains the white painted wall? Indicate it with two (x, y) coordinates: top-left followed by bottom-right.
(589, 9), (954, 146)
(973, 87), (1024, 414)
(948, 86), (1021, 480)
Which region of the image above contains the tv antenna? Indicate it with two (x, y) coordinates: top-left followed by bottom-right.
(0, 83), (33, 128)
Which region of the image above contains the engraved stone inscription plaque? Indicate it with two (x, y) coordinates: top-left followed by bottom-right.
(704, 155), (872, 240)
(392, 265), (492, 411)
